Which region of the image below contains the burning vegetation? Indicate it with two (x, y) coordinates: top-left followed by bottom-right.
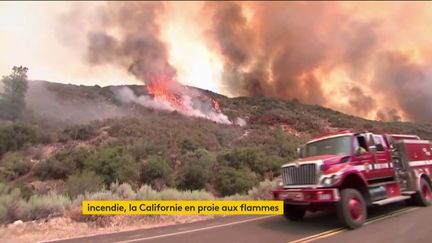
(57, 2), (432, 123)
(82, 2), (237, 125)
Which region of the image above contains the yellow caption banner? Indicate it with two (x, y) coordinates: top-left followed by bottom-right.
(82, 200), (283, 215)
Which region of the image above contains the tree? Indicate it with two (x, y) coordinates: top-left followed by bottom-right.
(0, 66), (29, 120)
(177, 149), (214, 190)
(140, 155), (174, 190)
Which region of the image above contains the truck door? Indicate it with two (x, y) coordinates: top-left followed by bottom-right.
(351, 134), (376, 180)
(370, 135), (395, 179)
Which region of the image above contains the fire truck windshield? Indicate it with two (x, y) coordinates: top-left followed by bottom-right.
(305, 135), (352, 157)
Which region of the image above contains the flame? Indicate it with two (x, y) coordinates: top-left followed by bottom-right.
(146, 73), (223, 116)
(147, 74), (188, 112)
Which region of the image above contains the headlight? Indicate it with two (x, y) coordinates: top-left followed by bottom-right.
(322, 177), (333, 185)
(277, 180), (284, 187)
(321, 174), (339, 186)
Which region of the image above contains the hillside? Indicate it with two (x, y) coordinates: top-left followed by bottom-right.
(1, 80), (432, 225)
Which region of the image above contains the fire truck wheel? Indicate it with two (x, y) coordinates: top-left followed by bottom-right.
(337, 189), (366, 229)
(283, 205), (306, 221)
(412, 178), (432, 206)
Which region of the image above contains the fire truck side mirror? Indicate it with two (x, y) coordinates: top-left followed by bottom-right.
(368, 145), (377, 154)
(297, 147), (304, 158)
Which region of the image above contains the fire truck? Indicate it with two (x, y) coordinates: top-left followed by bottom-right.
(272, 131), (432, 229)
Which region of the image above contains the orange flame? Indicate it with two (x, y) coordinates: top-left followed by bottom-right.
(146, 74), (222, 115)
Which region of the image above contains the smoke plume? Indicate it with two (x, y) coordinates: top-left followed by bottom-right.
(58, 2), (432, 123)
(203, 2), (432, 122)
(85, 2), (176, 83)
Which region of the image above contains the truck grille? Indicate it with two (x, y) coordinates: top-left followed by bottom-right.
(282, 163), (317, 185)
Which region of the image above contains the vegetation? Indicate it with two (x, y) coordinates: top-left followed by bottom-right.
(0, 153), (32, 180)
(0, 71), (432, 224)
(83, 146), (139, 185)
(64, 171), (104, 198)
(177, 149), (214, 190)
(0, 66), (29, 120)
(216, 167), (258, 196)
(140, 155), (174, 189)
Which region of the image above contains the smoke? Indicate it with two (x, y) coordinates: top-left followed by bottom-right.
(348, 87), (376, 116)
(373, 52), (432, 122)
(56, 2), (432, 123)
(112, 86), (173, 112)
(112, 86), (233, 125)
(85, 2), (176, 83)
(203, 2), (432, 122)
(26, 81), (132, 124)
(376, 108), (401, 122)
(62, 2), (235, 125)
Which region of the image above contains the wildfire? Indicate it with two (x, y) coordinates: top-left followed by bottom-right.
(146, 74), (224, 116)
(146, 75), (187, 112)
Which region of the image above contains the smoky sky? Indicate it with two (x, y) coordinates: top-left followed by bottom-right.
(373, 52), (432, 122)
(60, 1), (432, 123)
(203, 2), (432, 122)
(85, 2), (176, 83)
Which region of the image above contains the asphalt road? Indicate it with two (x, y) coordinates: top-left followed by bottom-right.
(45, 203), (429, 243)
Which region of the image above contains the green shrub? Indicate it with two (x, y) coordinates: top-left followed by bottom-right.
(0, 182), (22, 223)
(247, 180), (278, 200)
(0, 153), (32, 180)
(130, 138), (165, 160)
(109, 182), (136, 199)
(17, 192), (71, 221)
(34, 147), (90, 180)
(59, 124), (97, 142)
(215, 167), (258, 196)
(34, 157), (75, 180)
(0, 123), (37, 155)
(64, 171), (104, 198)
(84, 146), (139, 185)
(179, 138), (198, 154)
(177, 149), (214, 190)
(140, 155), (174, 189)
(216, 147), (282, 178)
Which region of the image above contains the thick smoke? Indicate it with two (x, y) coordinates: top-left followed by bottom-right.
(71, 2), (237, 125)
(85, 2), (176, 83)
(58, 2), (432, 123)
(373, 52), (432, 122)
(348, 87), (376, 116)
(203, 2), (432, 122)
(111, 86), (174, 112)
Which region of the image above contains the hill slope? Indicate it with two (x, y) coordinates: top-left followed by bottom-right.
(0, 80), (431, 224)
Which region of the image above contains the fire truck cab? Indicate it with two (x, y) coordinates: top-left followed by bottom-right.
(272, 131), (432, 229)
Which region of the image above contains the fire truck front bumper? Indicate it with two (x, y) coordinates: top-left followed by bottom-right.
(272, 188), (340, 204)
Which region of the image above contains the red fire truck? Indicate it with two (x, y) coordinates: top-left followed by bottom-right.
(272, 131), (432, 229)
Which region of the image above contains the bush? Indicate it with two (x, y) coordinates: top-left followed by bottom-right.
(0, 123), (37, 156)
(34, 147), (90, 180)
(215, 167), (258, 196)
(84, 146), (139, 185)
(59, 124), (97, 142)
(247, 180), (278, 200)
(0, 153), (32, 180)
(130, 138), (164, 160)
(17, 192), (71, 221)
(179, 138), (198, 154)
(34, 157), (75, 180)
(177, 149), (214, 190)
(140, 155), (174, 189)
(109, 182), (136, 199)
(216, 147), (282, 179)
(0, 182), (22, 223)
(64, 171), (104, 198)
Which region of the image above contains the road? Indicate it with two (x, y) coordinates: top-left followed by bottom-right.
(46, 203), (430, 243)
